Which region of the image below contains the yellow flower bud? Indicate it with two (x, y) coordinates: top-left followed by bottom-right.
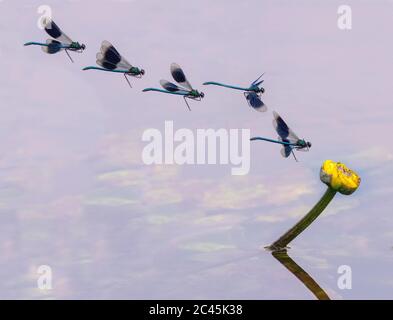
(320, 160), (361, 195)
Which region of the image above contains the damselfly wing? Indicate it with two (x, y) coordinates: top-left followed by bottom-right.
(278, 137), (294, 158)
(273, 112), (300, 144)
(83, 40), (145, 88)
(273, 111), (310, 160)
(24, 18), (85, 62)
(170, 63), (193, 91)
(41, 39), (62, 54)
(96, 41), (133, 71)
(43, 18), (73, 46)
(251, 73), (265, 87)
(160, 80), (190, 95)
(245, 91), (267, 112)
(143, 63), (204, 111)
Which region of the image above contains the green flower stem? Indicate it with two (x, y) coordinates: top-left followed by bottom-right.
(268, 187), (337, 251)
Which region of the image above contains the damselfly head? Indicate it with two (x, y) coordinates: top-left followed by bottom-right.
(73, 42), (85, 51)
(297, 139), (308, 148)
(307, 141), (312, 148)
(140, 69), (145, 76)
(251, 85), (264, 94)
(200, 92), (205, 98)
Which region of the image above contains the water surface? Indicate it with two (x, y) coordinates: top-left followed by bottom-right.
(0, 0), (392, 299)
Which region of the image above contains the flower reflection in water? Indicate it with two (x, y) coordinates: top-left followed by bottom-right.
(270, 249), (330, 300)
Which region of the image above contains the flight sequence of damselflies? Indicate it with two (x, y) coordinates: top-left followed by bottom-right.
(24, 18), (311, 161)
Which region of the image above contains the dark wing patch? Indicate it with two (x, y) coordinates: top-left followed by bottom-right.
(97, 59), (117, 70)
(245, 92), (267, 111)
(171, 66), (187, 83)
(42, 39), (62, 54)
(170, 63), (193, 90)
(160, 80), (183, 92)
(44, 20), (62, 39)
(281, 145), (292, 158)
(43, 19), (72, 44)
(103, 46), (121, 65)
(273, 111), (290, 139)
(280, 139), (292, 158)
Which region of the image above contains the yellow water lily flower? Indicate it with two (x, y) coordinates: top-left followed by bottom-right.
(268, 160), (361, 251)
(320, 160), (361, 195)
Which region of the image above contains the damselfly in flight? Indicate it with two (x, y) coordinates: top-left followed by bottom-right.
(24, 18), (85, 63)
(83, 41), (145, 88)
(143, 63), (204, 111)
(251, 111), (311, 161)
(203, 74), (267, 112)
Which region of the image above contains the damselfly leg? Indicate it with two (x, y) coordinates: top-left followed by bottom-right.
(183, 96), (191, 111)
(291, 150), (298, 162)
(65, 49), (74, 63)
(124, 73), (132, 88)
